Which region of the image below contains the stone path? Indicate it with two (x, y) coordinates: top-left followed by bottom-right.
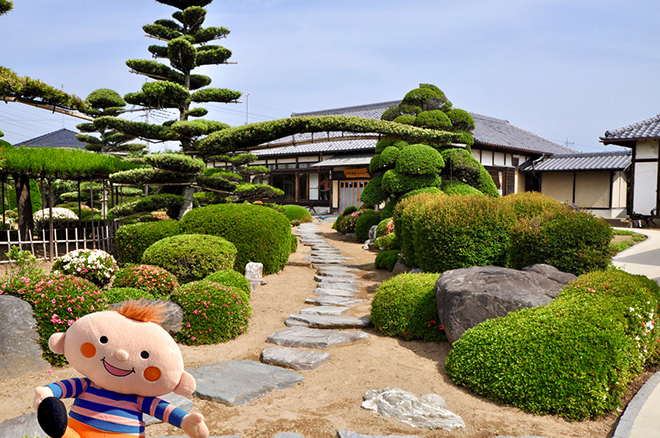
(260, 222), (371, 371)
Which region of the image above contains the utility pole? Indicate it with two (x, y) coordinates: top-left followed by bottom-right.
(245, 93), (249, 125)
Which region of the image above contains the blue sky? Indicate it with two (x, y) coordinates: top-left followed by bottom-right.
(1, 0), (658, 152)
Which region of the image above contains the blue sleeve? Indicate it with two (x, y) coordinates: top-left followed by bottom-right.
(46, 377), (90, 399)
(139, 396), (187, 429)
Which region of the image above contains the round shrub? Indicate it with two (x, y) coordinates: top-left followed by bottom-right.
(393, 114), (417, 125)
(369, 154), (383, 173)
(401, 84), (450, 111)
(380, 146), (400, 168)
(509, 210), (613, 275)
(382, 169), (442, 196)
(114, 220), (181, 265)
(33, 275), (107, 366)
(374, 232), (400, 251)
(204, 269), (251, 298)
(442, 180), (483, 195)
(342, 205), (358, 216)
(355, 210), (381, 243)
(290, 233), (298, 253)
(499, 191), (566, 220)
(446, 108), (475, 131)
(141, 234), (237, 283)
(171, 281), (251, 345)
(112, 264), (179, 297)
(374, 249), (399, 271)
(51, 249), (118, 287)
(104, 287), (157, 304)
(393, 191), (445, 268)
(360, 176), (386, 207)
(370, 273), (445, 341)
(445, 269), (660, 420)
(180, 203), (292, 275)
(441, 148), (499, 197)
(395, 144), (445, 176)
(376, 218), (394, 238)
(280, 205), (313, 223)
(415, 110), (452, 130)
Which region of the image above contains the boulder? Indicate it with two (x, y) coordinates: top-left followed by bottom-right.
(0, 295), (50, 379)
(435, 264), (576, 344)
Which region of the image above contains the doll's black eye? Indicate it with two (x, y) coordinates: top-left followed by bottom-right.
(141, 351), (149, 359)
(99, 336), (108, 344)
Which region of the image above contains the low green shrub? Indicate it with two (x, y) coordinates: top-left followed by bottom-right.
(333, 207), (374, 235)
(32, 275), (107, 366)
(290, 233), (298, 253)
(141, 234), (237, 283)
(374, 250), (399, 271)
(376, 218), (394, 238)
(441, 180), (483, 195)
(374, 232), (400, 251)
(180, 203), (292, 275)
(204, 269), (251, 298)
(509, 210), (613, 275)
(355, 210), (381, 243)
(342, 205), (358, 216)
(360, 176), (386, 206)
(114, 220), (181, 265)
(104, 287), (157, 304)
(499, 191), (566, 219)
(395, 144), (445, 176)
(171, 281), (251, 345)
(51, 249), (118, 287)
(445, 269), (660, 420)
(370, 273), (445, 341)
(440, 149), (499, 197)
(112, 264), (179, 297)
(382, 169), (442, 196)
(280, 204), (313, 223)
(393, 192), (444, 268)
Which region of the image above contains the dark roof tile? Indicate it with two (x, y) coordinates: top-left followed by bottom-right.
(519, 150), (631, 172)
(601, 114), (660, 142)
(13, 128), (85, 149)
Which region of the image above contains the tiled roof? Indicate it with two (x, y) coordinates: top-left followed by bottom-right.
(601, 114), (660, 143)
(519, 150), (631, 172)
(255, 101), (574, 158)
(13, 128), (85, 149)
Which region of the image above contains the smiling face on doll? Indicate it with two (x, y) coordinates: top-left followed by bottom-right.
(50, 306), (187, 397)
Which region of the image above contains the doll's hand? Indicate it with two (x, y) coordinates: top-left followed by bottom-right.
(181, 412), (209, 438)
(33, 386), (54, 411)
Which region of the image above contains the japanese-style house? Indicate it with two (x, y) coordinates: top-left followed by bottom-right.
(247, 101), (575, 213)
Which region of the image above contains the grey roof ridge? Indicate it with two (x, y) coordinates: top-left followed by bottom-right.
(292, 100), (400, 117)
(548, 150), (631, 158)
(14, 127), (77, 146)
(602, 114), (660, 139)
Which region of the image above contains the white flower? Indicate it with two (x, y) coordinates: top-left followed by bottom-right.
(33, 208), (79, 222)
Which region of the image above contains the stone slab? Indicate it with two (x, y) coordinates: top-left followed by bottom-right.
(313, 288), (356, 297)
(274, 434), (307, 438)
(187, 360), (304, 405)
(304, 257), (353, 264)
(300, 306), (349, 316)
(315, 275), (361, 283)
(316, 282), (360, 292)
(261, 348), (331, 370)
(316, 266), (358, 273)
(0, 413), (47, 438)
(285, 314), (370, 329)
(305, 296), (365, 307)
(338, 431), (422, 438)
(315, 271), (358, 278)
(267, 326), (370, 349)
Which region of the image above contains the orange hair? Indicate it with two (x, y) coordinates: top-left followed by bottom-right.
(113, 300), (166, 325)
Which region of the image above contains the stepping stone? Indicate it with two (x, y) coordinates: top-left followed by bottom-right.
(315, 275), (360, 283)
(0, 413), (47, 438)
(315, 271), (358, 278)
(304, 257), (353, 263)
(274, 433), (307, 438)
(267, 326), (370, 349)
(261, 348), (331, 370)
(314, 288), (356, 297)
(316, 282), (360, 291)
(316, 266), (358, 273)
(300, 306), (349, 316)
(305, 296), (365, 307)
(187, 360), (304, 405)
(285, 314), (370, 329)
(338, 431), (423, 438)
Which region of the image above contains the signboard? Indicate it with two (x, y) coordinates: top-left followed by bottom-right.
(343, 168), (370, 178)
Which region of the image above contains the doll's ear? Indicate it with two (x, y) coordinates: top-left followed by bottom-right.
(173, 371), (196, 396)
(48, 333), (66, 354)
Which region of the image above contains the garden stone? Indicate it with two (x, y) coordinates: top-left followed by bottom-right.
(315, 275), (361, 283)
(261, 348), (331, 370)
(0, 295), (50, 379)
(285, 314), (370, 329)
(313, 288), (356, 297)
(361, 388), (465, 431)
(267, 326), (370, 349)
(300, 306), (349, 316)
(0, 413), (47, 438)
(274, 433), (307, 438)
(144, 392), (193, 425)
(245, 262), (263, 281)
(109, 299), (183, 336)
(187, 360), (304, 405)
(315, 271), (358, 279)
(305, 296), (365, 307)
(435, 264), (576, 344)
(316, 281), (360, 291)
(337, 430), (423, 438)
(368, 224), (378, 241)
(391, 261), (411, 276)
(316, 266), (358, 273)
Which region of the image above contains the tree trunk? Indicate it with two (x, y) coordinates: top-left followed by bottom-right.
(177, 186), (195, 220)
(14, 174), (33, 234)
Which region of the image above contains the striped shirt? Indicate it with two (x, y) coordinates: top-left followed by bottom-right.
(46, 378), (187, 436)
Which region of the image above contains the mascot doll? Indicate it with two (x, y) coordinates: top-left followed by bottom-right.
(33, 300), (209, 438)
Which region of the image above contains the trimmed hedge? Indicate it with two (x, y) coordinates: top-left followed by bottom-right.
(114, 220), (181, 265)
(374, 250), (399, 271)
(355, 210), (381, 243)
(180, 203), (292, 275)
(171, 281), (251, 345)
(441, 180), (483, 196)
(104, 287), (157, 304)
(445, 269), (660, 420)
(204, 269), (251, 298)
(112, 264), (179, 297)
(370, 273), (446, 341)
(279, 204), (313, 223)
(141, 234), (237, 283)
(395, 144), (445, 176)
(441, 149), (499, 197)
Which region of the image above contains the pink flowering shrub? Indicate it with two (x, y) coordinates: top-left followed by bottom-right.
(52, 249), (119, 287)
(112, 264), (179, 297)
(32, 274), (107, 366)
(333, 207), (374, 234)
(171, 281), (251, 345)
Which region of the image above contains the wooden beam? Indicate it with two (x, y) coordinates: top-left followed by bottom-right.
(0, 95), (93, 121)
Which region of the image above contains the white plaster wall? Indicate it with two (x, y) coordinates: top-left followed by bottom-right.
(541, 172), (574, 203)
(481, 150), (493, 166)
(494, 152), (505, 166)
(636, 140), (659, 159)
(309, 173), (319, 200)
(575, 171), (610, 208)
(633, 162), (658, 214)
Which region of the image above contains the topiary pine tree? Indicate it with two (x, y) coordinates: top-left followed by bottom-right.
(98, 0), (241, 153)
(361, 83), (498, 217)
(201, 154), (283, 202)
(76, 89), (147, 154)
(0, 0), (13, 16)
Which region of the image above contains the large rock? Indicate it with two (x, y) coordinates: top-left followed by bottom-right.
(0, 295), (50, 379)
(435, 264), (576, 344)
